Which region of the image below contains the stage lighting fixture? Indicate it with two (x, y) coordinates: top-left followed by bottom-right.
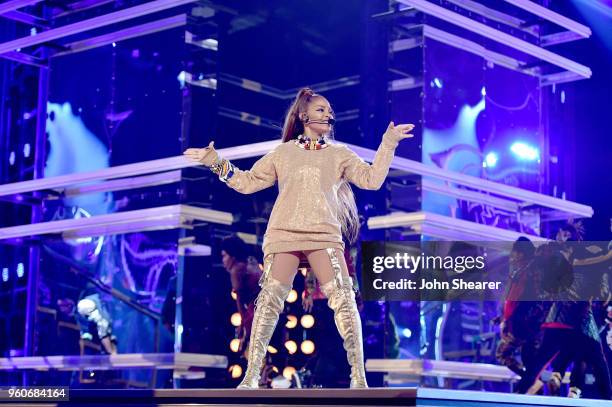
(286, 315), (298, 329)
(402, 328), (412, 338)
(300, 314), (315, 329)
(285, 340), (298, 354)
(286, 289), (298, 303)
(230, 312), (242, 327)
(231, 290), (237, 300)
(1, 267), (8, 282)
(283, 366), (297, 380)
(510, 142), (540, 161)
(484, 152), (498, 168)
(229, 364), (242, 378)
(301, 340), (315, 354)
(229, 338), (240, 353)
(16, 263), (24, 278)
(267, 345), (278, 354)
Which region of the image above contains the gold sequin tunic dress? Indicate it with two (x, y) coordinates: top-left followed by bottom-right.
(226, 139), (397, 256)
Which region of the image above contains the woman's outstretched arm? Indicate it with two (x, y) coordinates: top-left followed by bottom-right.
(341, 122), (414, 190)
(184, 141), (278, 194)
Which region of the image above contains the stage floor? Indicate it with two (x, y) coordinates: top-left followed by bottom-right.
(3, 387), (610, 407)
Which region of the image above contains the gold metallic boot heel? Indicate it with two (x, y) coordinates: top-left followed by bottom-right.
(321, 248), (368, 388)
(238, 256), (291, 389)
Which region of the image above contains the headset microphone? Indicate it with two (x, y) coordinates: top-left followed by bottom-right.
(305, 117), (336, 126)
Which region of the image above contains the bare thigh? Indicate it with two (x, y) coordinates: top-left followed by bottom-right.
(304, 248), (350, 286)
(268, 251), (300, 286)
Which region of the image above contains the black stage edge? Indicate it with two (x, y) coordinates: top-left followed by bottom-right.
(3, 388), (612, 407)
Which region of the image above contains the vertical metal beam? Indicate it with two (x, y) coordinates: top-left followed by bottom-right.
(24, 25), (48, 379)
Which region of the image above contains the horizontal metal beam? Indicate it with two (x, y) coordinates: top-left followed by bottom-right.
(398, 0), (591, 78)
(541, 70), (588, 87)
(0, 352), (227, 370)
(0, 0), (195, 55)
(0, 50), (47, 68)
(347, 143), (593, 218)
(52, 0), (115, 18)
(0, 139), (592, 220)
(0, 141), (281, 198)
(1, 10), (48, 27)
(218, 107), (280, 130)
(64, 170), (181, 197)
(541, 30), (585, 47)
(367, 358), (519, 382)
(422, 25), (528, 74)
(389, 76), (423, 91)
(420, 178), (519, 213)
(393, 25), (585, 87)
(219, 73), (361, 100)
(0, 0), (43, 15)
(366, 211), (547, 241)
(55, 14), (187, 57)
(284, 75), (360, 98)
(503, 0), (591, 38)
(0, 205), (233, 240)
(444, 0), (538, 36)
(185, 31), (218, 51)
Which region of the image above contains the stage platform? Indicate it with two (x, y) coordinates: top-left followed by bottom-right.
(2, 388), (610, 407)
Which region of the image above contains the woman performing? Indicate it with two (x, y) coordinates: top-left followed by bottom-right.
(184, 88), (414, 389)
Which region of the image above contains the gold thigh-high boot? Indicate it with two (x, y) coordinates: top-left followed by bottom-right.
(238, 255), (291, 389)
(320, 248), (368, 388)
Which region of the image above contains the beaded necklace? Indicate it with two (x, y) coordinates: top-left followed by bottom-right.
(295, 134), (329, 150)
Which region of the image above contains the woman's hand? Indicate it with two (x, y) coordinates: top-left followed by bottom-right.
(183, 141), (219, 167)
(382, 121), (415, 148)
(302, 294), (314, 313)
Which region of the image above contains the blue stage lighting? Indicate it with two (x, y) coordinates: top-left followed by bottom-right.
(2, 267), (8, 282)
(17, 263), (24, 278)
(177, 71), (187, 88)
(402, 328), (412, 338)
(510, 142), (540, 161)
(484, 152), (498, 167)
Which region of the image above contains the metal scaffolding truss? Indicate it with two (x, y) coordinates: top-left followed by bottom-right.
(0, 204), (233, 241)
(0, 0), (44, 15)
(394, 0), (592, 85)
(0, 140), (592, 244)
(0, 0), (197, 66)
(366, 211), (548, 241)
